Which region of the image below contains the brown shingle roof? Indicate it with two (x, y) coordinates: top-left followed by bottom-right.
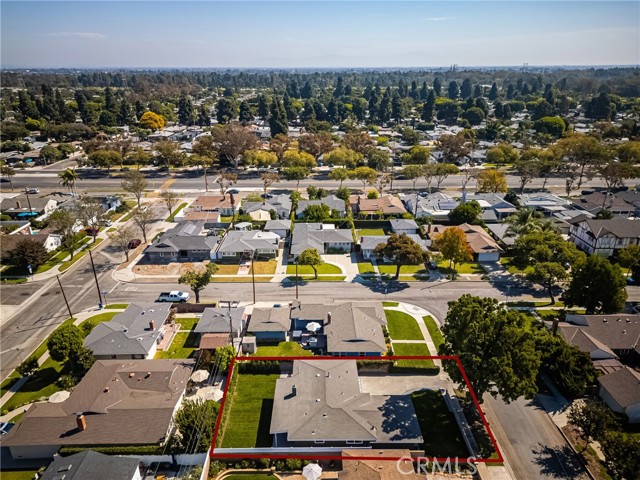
(340, 449), (423, 480)
(354, 196), (407, 215)
(199, 333), (230, 349)
(430, 223), (503, 254)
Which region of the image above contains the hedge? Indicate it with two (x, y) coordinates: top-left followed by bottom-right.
(59, 444), (164, 456)
(237, 360), (281, 374)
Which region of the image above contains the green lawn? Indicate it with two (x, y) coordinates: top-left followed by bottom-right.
(437, 260), (484, 275)
(255, 342), (312, 357)
(155, 332), (198, 359)
(422, 316), (444, 352)
(411, 389), (470, 458)
(508, 300), (566, 308)
(2, 358), (65, 412)
(0, 471), (40, 480)
(250, 260), (277, 275)
(356, 228), (387, 236)
(0, 372), (22, 397)
(392, 343), (435, 369)
(500, 257), (534, 275)
(357, 261), (375, 274)
(378, 263), (428, 275)
(212, 277), (273, 283)
(286, 263), (342, 275)
(382, 301), (399, 307)
(104, 303), (129, 309)
(59, 237), (104, 272)
(220, 373), (279, 448)
(385, 310), (424, 341)
(166, 202), (187, 222)
(285, 275), (346, 282)
(78, 312), (119, 331)
(177, 317), (199, 331)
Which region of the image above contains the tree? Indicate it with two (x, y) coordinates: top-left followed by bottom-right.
(178, 262), (219, 303)
(448, 200), (481, 225)
(49, 208), (79, 260)
(374, 234), (428, 280)
(488, 82), (498, 100)
(343, 132), (375, 155)
(324, 147), (362, 169)
(108, 225), (136, 262)
(422, 89), (436, 122)
(58, 168), (79, 194)
(174, 399), (220, 453)
(618, 244), (640, 279)
(1, 161), (15, 191)
(534, 116), (566, 138)
(88, 149), (121, 172)
(9, 238), (49, 269)
(402, 145), (431, 165)
(463, 107), (485, 126)
(367, 149), (390, 172)
(17, 356), (39, 377)
(138, 111), (166, 131)
(617, 141), (640, 164)
(564, 255), (628, 314)
(177, 95), (194, 125)
(401, 164), (423, 191)
(268, 134), (292, 162)
(216, 172), (237, 197)
(216, 97), (238, 124)
(47, 323), (84, 363)
(433, 227), (473, 278)
(153, 140), (183, 170)
(121, 170), (148, 209)
(297, 248), (323, 279)
(76, 196), (105, 243)
(486, 143), (519, 166)
(440, 295), (540, 403)
(476, 169), (508, 193)
(448, 81), (459, 99)
(329, 168), (349, 187)
(159, 189), (179, 216)
(601, 432), (640, 480)
(554, 134), (608, 190)
(527, 262), (568, 304)
(436, 134), (470, 164)
(374, 174), (392, 196)
(132, 206), (154, 243)
(260, 173), (280, 196)
(433, 163), (459, 190)
(568, 400), (618, 447)
(282, 166), (310, 190)
(596, 159), (635, 195)
(350, 166), (377, 191)
(504, 208), (546, 236)
(211, 123), (260, 168)
(269, 96), (289, 137)
(298, 132), (333, 160)
(40, 145), (62, 165)
(303, 203), (331, 221)
(281, 150), (316, 169)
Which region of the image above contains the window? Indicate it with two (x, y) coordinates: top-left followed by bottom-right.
(222, 252), (236, 257)
(314, 440), (325, 445)
(346, 440), (363, 445)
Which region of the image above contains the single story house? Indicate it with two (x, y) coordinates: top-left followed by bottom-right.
(296, 195), (346, 219)
(214, 230), (280, 260)
(264, 219), (292, 239)
(0, 196), (58, 220)
(518, 193), (573, 216)
(598, 368), (640, 423)
(194, 307), (247, 342)
(462, 193), (517, 222)
(247, 306), (291, 342)
(146, 221), (217, 263)
(360, 234), (429, 260)
(290, 223), (353, 259)
(569, 217), (640, 257)
(244, 207), (271, 221)
(429, 223), (504, 262)
(350, 195), (408, 218)
(0, 233), (61, 261)
(390, 218), (419, 235)
(2, 359), (194, 459)
(181, 210), (222, 227)
(243, 194), (292, 219)
(339, 449), (423, 480)
(191, 194), (240, 216)
(270, 360), (423, 447)
(403, 193), (459, 221)
(486, 223), (517, 248)
(83, 303), (171, 360)
(40, 450), (142, 480)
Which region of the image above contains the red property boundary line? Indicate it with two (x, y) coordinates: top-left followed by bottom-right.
(210, 355), (504, 464)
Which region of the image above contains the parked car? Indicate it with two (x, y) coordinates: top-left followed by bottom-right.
(157, 291), (190, 303)
(100, 219), (113, 227)
(226, 188), (240, 194)
(261, 193), (274, 199)
(127, 239), (142, 249)
(0, 422), (15, 435)
(25, 187), (40, 194)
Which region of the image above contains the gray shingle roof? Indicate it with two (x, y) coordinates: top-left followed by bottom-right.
(270, 360), (423, 443)
(563, 314), (640, 355)
(265, 219), (292, 231)
(290, 223), (353, 255)
(83, 303), (171, 356)
(390, 218), (418, 231)
(146, 221), (217, 254)
(296, 195), (346, 215)
(598, 368), (640, 408)
(195, 307), (246, 334)
(248, 307), (291, 333)
(216, 230), (280, 254)
(40, 451), (140, 480)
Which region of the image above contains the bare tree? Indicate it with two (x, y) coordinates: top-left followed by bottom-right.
(374, 174), (391, 196)
(121, 170), (148, 209)
(159, 189), (180, 216)
(461, 167), (479, 192)
(216, 172), (237, 197)
(211, 123), (259, 168)
(260, 173), (280, 196)
(108, 225), (137, 262)
(132, 207), (155, 243)
(75, 196), (106, 243)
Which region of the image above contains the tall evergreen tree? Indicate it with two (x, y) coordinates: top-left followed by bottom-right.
(178, 95), (194, 125)
(448, 81), (460, 99)
(257, 94), (270, 120)
(421, 89), (436, 122)
(488, 82), (499, 100)
(460, 78), (473, 98)
(433, 77), (442, 96)
(104, 86), (117, 114)
(269, 96), (288, 137)
(301, 81), (313, 99)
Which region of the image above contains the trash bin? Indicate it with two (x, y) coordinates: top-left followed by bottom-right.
(98, 302), (104, 309)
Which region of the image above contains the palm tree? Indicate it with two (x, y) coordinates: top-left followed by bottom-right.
(58, 168), (79, 194)
(505, 208), (543, 236)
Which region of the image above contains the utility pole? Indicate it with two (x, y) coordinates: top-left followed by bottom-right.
(56, 274), (73, 319)
(251, 252), (256, 304)
(88, 250), (104, 306)
(23, 188), (33, 214)
(295, 260), (299, 300)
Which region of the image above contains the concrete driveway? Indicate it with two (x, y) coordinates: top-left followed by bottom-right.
(321, 253), (360, 280)
(358, 373), (451, 395)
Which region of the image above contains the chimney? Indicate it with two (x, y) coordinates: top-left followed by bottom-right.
(16, 201), (21, 209)
(76, 414), (86, 432)
(149, 320), (155, 331)
(551, 318), (560, 334)
(326, 312), (332, 326)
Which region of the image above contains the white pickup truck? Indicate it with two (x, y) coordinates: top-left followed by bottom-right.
(157, 291), (190, 303)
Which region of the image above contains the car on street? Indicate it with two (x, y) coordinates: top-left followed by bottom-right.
(226, 188), (240, 194)
(127, 239), (142, 249)
(25, 187), (40, 194)
(157, 291), (190, 303)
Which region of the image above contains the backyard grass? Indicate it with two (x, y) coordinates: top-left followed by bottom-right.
(250, 260), (278, 275)
(356, 228), (387, 236)
(219, 373), (279, 448)
(411, 389), (470, 458)
(385, 310), (424, 341)
(1, 471), (40, 480)
(286, 263), (342, 275)
(422, 315), (444, 352)
(254, 342), (313, 357)
(437, 260), (484, 275)
(285, 275), (346, 282)
(176, 317), (199, 331)
(166, 202), (187, 222)
(154, 331), (198, 359)
(212, 277), (273, 283)
(104, 303), (129, 309)
(382, 301), (399, 307)
(357, 261), (375, 274)
(59, 237), (104, 272)
(2, 358), (65, 412)
(392, 343), (435, 369)
(378, 263), (428, 276)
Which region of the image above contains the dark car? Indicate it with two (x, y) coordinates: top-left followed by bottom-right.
(227, 188), (240, 194)
(128, 239), (142, 249)
(85, 227), (99, 236)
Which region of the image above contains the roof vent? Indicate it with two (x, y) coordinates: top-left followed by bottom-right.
(322, 413), (328, 418)
(129, 373), (135, 378)
(316, 398), (321, 402)
(103, 387), (109, 393)
(603, 319), (608, 323)
(627, 319), (631, 323)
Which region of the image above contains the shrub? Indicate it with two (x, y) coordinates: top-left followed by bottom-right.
(58, 374), (77, 390)
(17, 357), (39, 376)
(286, 458), (302, 470)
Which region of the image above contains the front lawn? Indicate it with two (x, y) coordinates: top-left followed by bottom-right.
(382, 301), (399, 307)
(285, 275), (346, 282)
(166, 202), (187, 222)
(0, 372), (22, 397)
(357, 261), (375, 273)
(104, 303), (129, 309)
(78, 312), (119, 332)
(286, 263), (342, 275)
(1, 471), (40, 480)
(437, 260), (484, 275)
(356, 228), (387, 236)
(250, 260), (278, 275)
(155, 331), (198, 359)
(378, 263), (428, 276)
(500, 257), (534, 275)
(422, 316), (444, 352)
(385, 310), (424, 341)
(2, 358), (65, 412)
(412, 389), (470, 458)
(392, 343), (435, 369)
(219, 373), (279, 448)
(255, 342), (313, 357)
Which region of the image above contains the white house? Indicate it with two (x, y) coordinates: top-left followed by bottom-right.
(569, 217), (640, 257)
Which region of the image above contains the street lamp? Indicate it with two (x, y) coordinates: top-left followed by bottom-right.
(102, 290), (108, 308)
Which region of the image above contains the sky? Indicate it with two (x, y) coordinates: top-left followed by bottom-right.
(1, 1), (639, 68)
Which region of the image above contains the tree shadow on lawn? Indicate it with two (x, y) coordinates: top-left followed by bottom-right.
(256, 399), (274, 448)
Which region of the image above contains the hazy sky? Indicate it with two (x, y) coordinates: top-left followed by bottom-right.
(1, 1), (639, 68)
